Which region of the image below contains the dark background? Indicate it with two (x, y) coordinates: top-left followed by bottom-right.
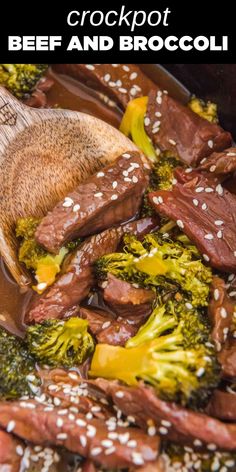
(0, 0), (235, 62)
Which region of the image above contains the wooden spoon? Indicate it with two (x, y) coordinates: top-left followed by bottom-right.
(0, 86), (137, 287)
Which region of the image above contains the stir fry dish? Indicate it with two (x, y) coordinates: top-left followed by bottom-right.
(0, 63), (236, 472)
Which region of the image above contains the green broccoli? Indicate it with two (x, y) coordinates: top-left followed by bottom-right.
(90, 300), (220, 406)
(0, 327), (38, 399)
(0, 64), (48, 98)
(26, 317), (95, 368)
(16, 217), (68, 292)
(141, 155), (181, 216)
(95, 232), (212, 308)
(164, 444), (236, 471)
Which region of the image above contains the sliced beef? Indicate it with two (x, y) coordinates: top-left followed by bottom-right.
(0, 430), (23, 472)
(23, 76), (54, 108)
(145, 89), (232, 167)
(149, 169), (236, 272)
(218, 339), (236, 379)
(25, 226), (128, 324)
(206, 389), (236, 421)
(81, 460), (97, 472)
(103, 273), (155, 318)
(80, 307), (140, 346)
(121, 215), (160, 240)
(26, 218), (158, 325)
(54, 64), (155, 110)
(208, 277), (235, 348)
(197, 147), (236, 177)
(0, 400), (159, 469)
(108, 383), (236, 451)
(36, 152), (149, 254)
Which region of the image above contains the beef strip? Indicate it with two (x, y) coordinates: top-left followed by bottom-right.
(197, 147), (236, 177)
(23, 76), (54, 108)
(218, 339), (236, 379)
(206, 389), (236, 421)
(102, 273), (155, 318)
(0, 400), (159, 469)
(107, 383), (236, 451)
(145, 89), (232, 167)
(26, 218), (158, 324)
(0, 430), (23, 472)
(53, 64), (155, 110)
(36, 152), (149, 254)
(208, 277), (235, 349)
(81, 460), (97, 472)
(80, 307), (140, 346)
(149, 168), (236, 272)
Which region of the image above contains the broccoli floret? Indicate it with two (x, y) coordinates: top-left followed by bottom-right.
(120, 96), (157, 162)
(188, 96), (218, 123)
(26, 318), (95, 368)
(90, 300), (220, 406)
(164, 444), (236, 471)
(141, 155), (182, 216)
(0, 327), (38, 399)
(0, 64), (48, 98)
(95, 232), (212, 308)
(16, 217), (68, 292)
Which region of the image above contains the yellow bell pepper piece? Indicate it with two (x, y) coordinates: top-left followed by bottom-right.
(135, 253), (168, 276)
(120, 96), (157, 162)
(33, 247), (68, 293)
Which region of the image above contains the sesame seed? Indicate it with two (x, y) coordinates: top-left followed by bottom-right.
(56, 418), (64, 428)
(73, 204), (80, 212)
(87, 425), (96, 437)
(210, 165), (216, 172)
(228, 274), (235, 281)
(109, 81), (116, 87)
(201, 203), (208, 210)
(124, 177), (132, 182)
(217, 230), (223, 239)
(193, 199), (199, 206)
(207, 443), (217, 451)
(159, 426), (168, 435)
(104, 74), (110, 82)
(148, 426), (156, 436)
(176, 219), (184, 229)
(63, 197), (74, 207)
(204, 233), (214, 240)
(86, 412), (93, 420)
(161, 419), (172, 427)
(37, 282), (47, 292)
(130, 87), (138, 96)
(26, 374), (36, 382)
(97, 171), (105, 177)
(203, 254), (210, 261)
(94, 192), (103, 198)
(115, 390), (124, 398)
(54, 398), (61, 406)
(229, 291), (236, 297)
(119, 87), (127, 94)
(80, 435), (87, 447)
(214, 289), (220, 301)
(105, 446), (116, 455)
(68, 373), (78, 381)
(76, 418), (86, 427)
(116, 80), (122, 87)
(58, 409), (68, 415)
(119, 432), (130, 444)
(215, 220), (223, 226)
(56, 433), (68, 440)
(123, 153), (131, 158)
(102, 321), (111, 329)
(127, 440), (137, 448)
(227, 152), (236, 156)
(16, 445), (24, 456)
(85, 64), (95, 70)
(185, 168), (193, 173)
(155, 111), (162, 117)
(193, 439), (202, 447)
(196, 367), (205, 377)
(144, 117), (150, 126)
(122, 65), (130, 71)
(172, 178), (177, 185)
(169, 139), (177, 146)
(7, 420), (15, 432)
(132, 452), (144, 466)
(130, 72), (138, 80)
(216, 184), (224, 195)
(123, 170), (129, 177)
(111, 194), (118, 200)
(205, 187), (214, 193)
(112, 181), (118, 189)
(220, 307), (227, 318)
(223, 327), (229, 335)
(195, 187), (204, 193)
(132, 176), (138, 183)
(101, 439), (113, 448)
(185, 302), (193, 310)
(91, 447), (102, 456)
(208, 140), (214, 148)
